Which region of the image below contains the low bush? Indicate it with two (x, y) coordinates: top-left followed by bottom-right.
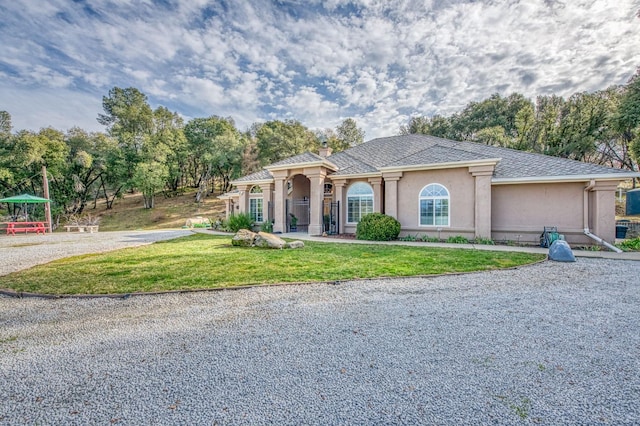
(356, 213), (401, 241)
(618, 236), (640, 251)
(474, 237), (495, 245)
(447, 235), (469, 244)
(224, 213), (254, 232)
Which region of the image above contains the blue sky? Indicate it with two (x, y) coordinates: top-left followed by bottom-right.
(1, 0), (638, 139)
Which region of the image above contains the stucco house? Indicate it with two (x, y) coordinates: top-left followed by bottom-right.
(220, 134), (639, 245)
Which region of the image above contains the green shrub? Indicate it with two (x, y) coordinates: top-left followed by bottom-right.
(474, 237), (495, 245)
(447, 235), (469, 244)
(356, 213), (401, 241)
(225, 213), (254, 232)
(618, 236), (640, 251)
(419, 234), (440, 243)
(192, 223), (211, 229)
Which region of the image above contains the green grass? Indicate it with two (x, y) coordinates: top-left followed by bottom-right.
(0, 234), (545, 295)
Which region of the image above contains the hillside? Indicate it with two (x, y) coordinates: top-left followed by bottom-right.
(86, 189), (226, 231)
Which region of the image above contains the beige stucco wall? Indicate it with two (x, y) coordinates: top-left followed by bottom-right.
(395, 168), (477, 239)
(492, 182), (592, 244)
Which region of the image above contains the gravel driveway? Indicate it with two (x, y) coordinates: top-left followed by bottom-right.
(1, 255), (639, 424)
(0, 230), (194, 276)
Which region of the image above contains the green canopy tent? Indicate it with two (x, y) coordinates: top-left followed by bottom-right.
(0, 193), (50, 204)
(0, 193), (51, 231)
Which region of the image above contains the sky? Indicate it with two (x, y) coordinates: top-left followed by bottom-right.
(0, 0), (639, 140)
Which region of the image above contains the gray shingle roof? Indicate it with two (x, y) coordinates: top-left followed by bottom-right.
(268, 151), (327, 167)
(234, 134), (636, 183)
(325, 151), (379, 175)
(330, 135), (635, 179)
(383, 143), (490, 167)
(234, 169), (272, 183)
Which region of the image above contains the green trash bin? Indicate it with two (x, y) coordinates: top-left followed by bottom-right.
(616, 225), (628, 239)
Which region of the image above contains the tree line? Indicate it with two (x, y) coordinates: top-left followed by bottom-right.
(1, 71), (638, 221)
(0, 87), (365, 222)
(400, 69), (640, 174)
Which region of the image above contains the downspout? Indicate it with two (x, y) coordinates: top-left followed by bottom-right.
(583, 180), (623, 253)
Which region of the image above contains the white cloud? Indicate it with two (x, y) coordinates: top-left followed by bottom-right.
(0, 0), (638, 139)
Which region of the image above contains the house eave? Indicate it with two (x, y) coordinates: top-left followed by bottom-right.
(265, 160), (338, 172)
(378, 158), (501, 173)
(327, 172), (383, 180)
(229, 178), (274, 186)
(218, 192), (239, 200)
(491, 173), (640, 185)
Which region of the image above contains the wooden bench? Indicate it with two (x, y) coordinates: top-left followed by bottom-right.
(64, 225), (99, 233)
(6, 222), (46, 235)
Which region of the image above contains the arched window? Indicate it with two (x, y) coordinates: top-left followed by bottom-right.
(419, 184), (449, 226)
(249, 186), (263, 223)
(347, 182), (374, 223)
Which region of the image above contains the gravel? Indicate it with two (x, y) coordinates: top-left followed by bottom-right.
(1, 256), (639, 425)
(0, 230), (194, 276)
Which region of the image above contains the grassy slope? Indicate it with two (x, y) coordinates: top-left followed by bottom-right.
(78, 189), (226, 231)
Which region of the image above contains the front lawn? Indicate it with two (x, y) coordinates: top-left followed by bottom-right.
(0, 234), (545, 295)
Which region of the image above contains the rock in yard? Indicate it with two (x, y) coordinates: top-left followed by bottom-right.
(185, 217), (210, 227)
(232, 229), (257, 247)
(548, 239), (576, 262)
(286, 240), (305, 249)
(254, 232), (287, 249)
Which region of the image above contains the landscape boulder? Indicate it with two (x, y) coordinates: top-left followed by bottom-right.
(285, 240), (305, 249)
(231, 230), (305, 249)
(254, 232), (287, 249)
(185, 217), (210, 227)
(232, 229), (257, 247)
(548, 239), (576, 262)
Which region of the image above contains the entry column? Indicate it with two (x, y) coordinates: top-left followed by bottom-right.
(332, 179), (347, 234)
(306, 168), (327, 236)
(236, 184), (251, 214)
(271, 170), (288, 233)
(259, 182), (274, 223)
(469, 165), (495, 240)
(368, 177), (383, 213)
(381, 172), (403, 219)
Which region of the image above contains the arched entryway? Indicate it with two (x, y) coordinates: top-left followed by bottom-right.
(285, 174), (310, 232)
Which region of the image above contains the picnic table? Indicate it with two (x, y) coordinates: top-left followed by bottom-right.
(4, 221), (47, 235)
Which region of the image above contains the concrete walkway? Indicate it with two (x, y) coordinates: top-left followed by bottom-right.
(273, 232), (640, 260)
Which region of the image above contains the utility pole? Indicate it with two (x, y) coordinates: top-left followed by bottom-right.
(42, 165), (52, 233)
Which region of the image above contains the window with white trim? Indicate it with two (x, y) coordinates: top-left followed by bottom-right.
(249, 186), (264, 223)
(419, 184), (449, 226)
(347, 182), (374, 223)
